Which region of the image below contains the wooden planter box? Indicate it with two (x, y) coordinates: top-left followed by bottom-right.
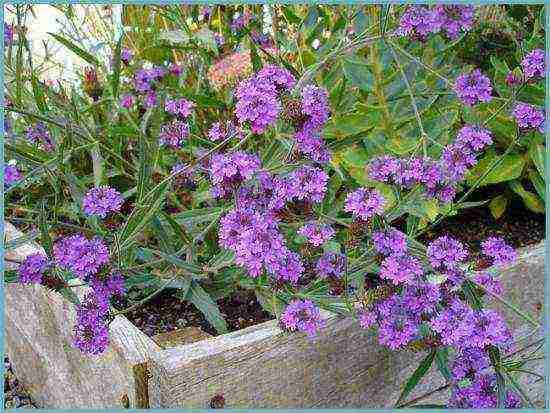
(4, 222), (545, 408)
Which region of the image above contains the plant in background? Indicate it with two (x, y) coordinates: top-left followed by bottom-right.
(4, 4), (544, 409)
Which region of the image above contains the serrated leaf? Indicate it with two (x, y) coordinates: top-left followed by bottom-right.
(467, 153), (525, 187)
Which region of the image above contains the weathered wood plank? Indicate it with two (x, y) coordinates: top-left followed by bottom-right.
(4, 222), (161, 408)
(148, 242), (545, 408)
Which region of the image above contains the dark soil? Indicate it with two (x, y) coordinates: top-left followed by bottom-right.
(114, 288), (273, 338)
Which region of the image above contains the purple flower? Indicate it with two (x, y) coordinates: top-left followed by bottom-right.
(208, 121), (236, 142)
(395, 5), (441, 41)
(301, 85), (331, 131)
(293, 129), (331, 164)
(143, 91), (157, 108)
(4, 165), (22, 187)
(481, 236), (517, 268)
(120, 94), (135, 109)
(90, 272), (126, 298)
(235, 77), (280, 134)
(379, 253), (423, 285)
(430, 298), (475, 346)
(368, 155), (401, 183)
(377, 295), (421, 350)
(280, 299), (326, 337)
(210, 151), (261, 198)
(451, 347), (491, 382)
(18, 253), (50, 284)
(230, 12), (254, 31)
(402, 282), (441, 314)
(287, 166), (329, 203)
(165, 97), (195, 118)
(213, 33), (225, 47)
(120, 48), (133, 64)
(4, 24), (14, 45)
(441, 144), (477, 182)
(512, 102), (544, 133)
(454, 69), (493, 106)
(473, 272), (503, 296)
(316, 251), (346, 279)
(505, 72), (520, 87)
(344, 188), (385, 220)
(455, 125), (493, 151)
(468, 309), (511, 348)
(298, 222), (334, 247)
(264, 248), (304, 284)
(251, 31), (275, 49)
(434, 5), (475, 40)
(394, 158), (425, 188)
(450, 372), (521, 408)
(256, 64), (296, 92)
(134, 67), (165, 92)
(72, 310), (109, 355)
(358, 309), (377, 329)
(427, 236), (468, 270)
(82, 186), (123, 218)
(168, 63), (184, 76)
(372, 228), (407, 256)
(26, 122), (54, 151)
(159, 120), (189, 149)
(521, 49), (544, 80)
(53, 234), (109, 280)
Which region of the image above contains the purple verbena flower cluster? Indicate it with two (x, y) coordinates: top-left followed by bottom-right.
(159, 120), (190, 149)
(521, 49), (544, 81)
(4, 165), (22, 187)
(454, 69), (493, 106)
(18, 253), (51, 284)
(427, 236), (468, 270)
(316, 251), (346, 279)
(344, 187), (385, 221)
(209, 151), (261, 198)
(298, 222), (334, 247)
(165, 97), (195, 118)
(53, 234), (109, 280)
(481, 236), (517, 268)
(280, 299), (326, 337)
(372, 228), (408, 255)
(82, 186), (123, 218)
(512, 102), (545, 133)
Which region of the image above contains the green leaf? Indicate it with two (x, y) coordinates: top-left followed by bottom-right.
(183, 280), (228, 334)
(48, 33), (100, 66)
(528, 169), (545, 201)
(31, 76), (47, 113)
(435, 347), (452, 381)
(325, 113), (373, 139)
(395, 349), (436, 407)
(489, 195), (509, 220)
(342, 56), (374, 92)
(162, 211), (192, 246)
(528, 143), (545, 177)
(508, 180), (544, 213)
(466, 153), (525, 187)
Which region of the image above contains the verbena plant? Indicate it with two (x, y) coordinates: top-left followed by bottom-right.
(4, 4), (544, 408)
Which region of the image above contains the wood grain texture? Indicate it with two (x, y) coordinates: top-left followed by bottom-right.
(4, 222), (160, 408)
(148, 242), (545, 408)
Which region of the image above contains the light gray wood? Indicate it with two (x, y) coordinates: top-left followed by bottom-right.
(148, 242), (545, 408)
(4, 222), (161, 408)
(4, 220), (544, 408)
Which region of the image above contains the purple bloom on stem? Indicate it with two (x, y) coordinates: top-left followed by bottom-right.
(379, 253), (423, 285)
(168, 63), (184, 76)
(505, 72), (520, 87)
(344, 188), (385, 221)
(454, 69), (493, 106)
(434, 5), (475, 40)
(481, 236), (517, 268)
(427, 236), (468, 270)
(512, 102), (545, 133)
(4, 165), (22, 187)
(368, 155), (401, 183)
(377, 295), (420, 350)
(358, 309), (377, 329)
(210, 152), (261, 198)
(455, 125), (492, 152)
(301, 85), (331, 131)
(293, 129), (331, 164)
(395, 6), (441, 40)
(82, 186), (123, 218)
(26, 122), (54, 151)
(440, 144), (477, 182)
(159, 120), (189, 149)
(298, 222), (334, 247)
(53, 234), (109, 280)
(265, 248), (304, 283)
(143, 91), (157, 108)
(372, 228), (407, 256)
(288, 166), (328, 203)
(256, 64), (296, 92)
(120, 48), (133, 64)
(165, 97), (195, 118)
(473, 271), (503, 295)
(430, 298), (475, 346)
(394, 158), (425, 188)
(120, 94), (135, 109)
(4, 24), (14, 45)
(280, 299), (326, 337)
(521, 49), (544, 80)
(235, 77), (280, 134)
(18, 253), (50, 284)
(208, 121), (235, 142)
(315, 251), (346, 279)
(72, 311), (109, 355)
(468, 308), (511, 348)
(402, 282), (441, 314)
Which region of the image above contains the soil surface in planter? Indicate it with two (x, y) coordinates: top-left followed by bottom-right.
(113, 288), (273, 338)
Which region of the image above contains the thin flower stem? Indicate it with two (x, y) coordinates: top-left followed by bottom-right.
(318, 211), (351, 228)
(390, 41), (454, 88)
(388, 42), (428, 157)
(506, 371), (536, 407)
